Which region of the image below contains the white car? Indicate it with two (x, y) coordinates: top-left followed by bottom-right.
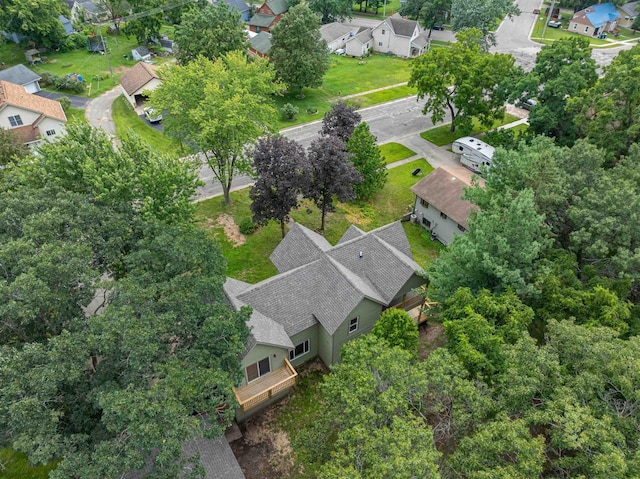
(144, 107), (162, 123)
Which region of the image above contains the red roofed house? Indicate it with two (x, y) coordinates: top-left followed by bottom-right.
(119, 62), (162, 108)
(0, 80), (67, 147)
(248, 0), (288, 33)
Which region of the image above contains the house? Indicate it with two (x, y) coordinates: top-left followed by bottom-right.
(224, 221), (426, 420)
(58, 15), (75, 36)
(320, 22), (361, 52)
(123, 435), (245, 479)
(410, 166), (483, 245)
(159, 38), (175, 53)
(131, 46), (152, 62)
(370, 14), (430, 57)
(248, 31), (272, 58)
(345, 28), (373, 57)
(452, 136), (495, 174)
(223, 0), (251, 22)
(248, 0), (288, 33)
(71, 0), (108, 23)
(0, 64), (42, 93)
(0, 80), (67, 147)
(618, 1), (639, 27)
(119, 62), (162, 107)
(569, 3), (621, 37)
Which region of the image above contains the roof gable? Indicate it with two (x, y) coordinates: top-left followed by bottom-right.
(270, 223), (332, 273)
(248, 13), (277, 27)
(0, 64), (41, 86)
(248, 31), (272, 54)
(320, 22), (357, 43)
(119, 62), (160, 95)
(574, 2), (621, 26)
(0, 81), (66, 122)
(266, 0), (288, 14)
(387, 16), (419, 37)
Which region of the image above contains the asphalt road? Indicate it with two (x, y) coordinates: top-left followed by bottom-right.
(35, 90), (90, 108)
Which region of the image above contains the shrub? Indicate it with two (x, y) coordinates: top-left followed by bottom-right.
(59, 32), (89, 52)
(372, 308), (419, 352)
(38, 71), (85, 93)
(57, 96), (71, 111)
(239, 218), (256, 235)
(281, 103), (299, 120)
(306, 106), (318, 114)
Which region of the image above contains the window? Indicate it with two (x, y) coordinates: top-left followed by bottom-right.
(245, 357), (271, 382)
(378, 41), (383, 46)
(382, 29), (386, 34)
(457, 224), (466, 232)
(420, 198), (429, 208)
(46, 129), (56, 136)
(422, 218), (431, 227)
(585, 26), (589, 32)
(8, 115), (23, 127)
(289, 339), (310, 360)
(573, 23), (577, 30)
(348, 317), (359, 334)
(440, 212), (448, 220)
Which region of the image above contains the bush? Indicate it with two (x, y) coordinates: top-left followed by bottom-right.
(39, 71), (57, 87)
(372, 308), (419, 352)
(281, 103), (299, 120)
(57, 96), (71, 111)
(239, 218), (256, 235)
(59, 32), (89, 52)
(306, 106), (318, 114)
(38, 71), (85, 93)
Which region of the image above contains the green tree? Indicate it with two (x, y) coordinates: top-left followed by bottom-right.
(409, 28), (516, 133)
(372, 308), (419, 352)
(174, 3), (246, 65)
(0, 0), (66, 47)
(0, 128), (29, 168)
(308, 0), (353, 22)
(151, 52), (282, 204)
(450, 0), (520, 49)
(270, 4), (331, 97)
(401, 0), (452, 33)
(510, 37), (597, 146)
(346, 122), (387, 201)
(570, 44), (640, 160)
(250, 135), (310, 238)
(122, 0), (164, 45)
(305, 135), (362, 231)
(96, 0), (130, 34)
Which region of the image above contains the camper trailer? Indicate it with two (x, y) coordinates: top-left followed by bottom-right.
(452, 137), (495, 174)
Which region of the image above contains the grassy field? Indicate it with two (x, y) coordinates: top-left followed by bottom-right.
(347, 84), (417, 109)
(421, 113), (520, 146)
(111, 95), (181, 156)
(276, 54), (413, 129)
(196, 159), (440, 283)
(379, 142), (416, 164)
(0, 449), (57, 479)
(65, 106), (87, 123)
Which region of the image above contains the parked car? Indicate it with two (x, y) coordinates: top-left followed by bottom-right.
(522, 98), (538, 111)
(547, 20), (562, 28)
(432, 24), (444, 30)
(144, 107), (162, 123)
(334, 48), (346, 55)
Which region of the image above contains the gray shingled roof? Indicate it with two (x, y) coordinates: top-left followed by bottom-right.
(122, 436), (245, 479)
(337, 224), (365, 244)
(0, 64), (40, 87)
(387, 16), (418, 37)
(320, 22), (356, 43)
(248, 31), (272, 55)
(366, 221), (413, 258)
(412, 31), (429, 48)
(266, 0), (288, 15)
(348, 27), (373, 44)
(410, 167), (478, 229)
(249, 13), (276, 27)
(270, 222), (331, 273)
(224, 0), (250, 13)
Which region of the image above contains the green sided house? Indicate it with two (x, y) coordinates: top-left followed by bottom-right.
(224, 221), (425, 420)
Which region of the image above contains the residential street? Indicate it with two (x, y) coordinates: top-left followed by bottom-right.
(35, 90), (90, 108)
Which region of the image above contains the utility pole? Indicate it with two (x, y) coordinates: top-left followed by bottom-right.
(98, 27), (114, 85)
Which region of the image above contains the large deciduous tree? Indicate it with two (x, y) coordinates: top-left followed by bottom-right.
(270, 4), (331, 97)
(570, 44), (640, 160)
(450, 0), (520, 49)
(509, 37), (597, 146)
(0, 128), (29, 167)
(151, 52), (281, 203)
(174, 3), (246, 65)
(96, 0), (130, 35)
(400, 0), (451, 34)
(320, 101), (362, 143)
(409, 28), (516, 133)
(346, 122), (387, 201)
(308, 0), (353, 23)
(305, 135), (362, 232)
(122, 0), (164, 45)
(0, 0), (66, 47)
(250, 135), (310, 238)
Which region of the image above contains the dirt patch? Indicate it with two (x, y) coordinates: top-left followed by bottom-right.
(114, 65), (129, 74)
(418, 321), (447, 360)
(203, 214), (246, 246)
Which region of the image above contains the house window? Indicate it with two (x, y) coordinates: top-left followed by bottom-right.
(573, 23), (577, 30)
(378, 41), (383, 47)
(585, 26), (589, 32)
(8, 115), (23, 127)
(348, 317), (359, 334)
(46, 129), (56, 136)
(289, 339), (310, 360)
(457, 224), (466, 232)
(382, 29), (386, 34)
(440, 212), (448, 220)
(246, 357), (271, 382)
(422, 217), (431, 227)
(420, 198), (429, 208)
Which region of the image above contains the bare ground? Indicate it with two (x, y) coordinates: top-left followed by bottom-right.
(203, 214), (246, 246)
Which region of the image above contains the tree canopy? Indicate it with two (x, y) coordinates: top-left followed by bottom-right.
(346, 122), (387, 201)
(308, 0), (353, 23)
(321, 101), (362, 143)
(450, 0), (520, 48)
(0, 0), (66, 47)
(409, 28), (516, 133)
(270, 4), (331, 97)
(150, 52), (281, 203)
(174, 3), (247, 65)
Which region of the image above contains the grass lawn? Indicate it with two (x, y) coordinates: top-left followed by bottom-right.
(351, 0), (403, 19)
(111, 95), (181, 156)
(346, 84), (416, 109)
(65, 106), (87, 123)
(196, 159), (439, 283)
(276, 54), (412, 129)
(421, 113), (519, 146)
(530, 15), (611, 46)
(379, 142), (417, 164)
(0, 449), (57, 479)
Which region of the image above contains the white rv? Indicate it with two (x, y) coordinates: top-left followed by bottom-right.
(452, 137), (495, 174)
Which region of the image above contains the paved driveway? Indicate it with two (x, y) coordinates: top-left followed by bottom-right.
(84, 85), (122, 139)
(35, 90), (90, 108)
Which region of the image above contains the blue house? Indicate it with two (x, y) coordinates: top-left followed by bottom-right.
(569, 2), (621, 37)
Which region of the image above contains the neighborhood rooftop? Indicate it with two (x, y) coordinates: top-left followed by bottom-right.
(119, 62), (160, 96)
(0, 80), (66, 122)
(0, 64), (41, 86)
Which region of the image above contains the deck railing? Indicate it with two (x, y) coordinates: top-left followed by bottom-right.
(233, 358), (298, 412)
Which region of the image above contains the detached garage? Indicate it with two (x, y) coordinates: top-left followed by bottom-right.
(119, 62), (162, 108)
(0, 64), (42, 93)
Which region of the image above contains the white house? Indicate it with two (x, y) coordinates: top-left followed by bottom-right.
(0, 80), (67, 147)
(0, 64), (42, 93)
(320, 22), (360, 52)
(345, 28), (373, 57)
(119, 62), (162, 107)
(410, 166), (483, 245)
(131, 46), (152, 62)
(618, 1), (639, 27)
(370, 14), (429, 57)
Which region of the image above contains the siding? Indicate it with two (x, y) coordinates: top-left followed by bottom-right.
(413, 196), (465, 245)
(288, 324), (320, 368)
(239, 343), (288, 387)
(330, 298), (382, 364)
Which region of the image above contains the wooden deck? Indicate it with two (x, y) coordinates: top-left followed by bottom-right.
(233, 359), (298, 412)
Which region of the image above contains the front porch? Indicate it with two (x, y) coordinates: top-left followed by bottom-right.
(233, 358), (298, 412)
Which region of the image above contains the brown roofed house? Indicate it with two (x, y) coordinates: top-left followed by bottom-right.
(0, 80), (67, 147)
(119, 62), (162, 107)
